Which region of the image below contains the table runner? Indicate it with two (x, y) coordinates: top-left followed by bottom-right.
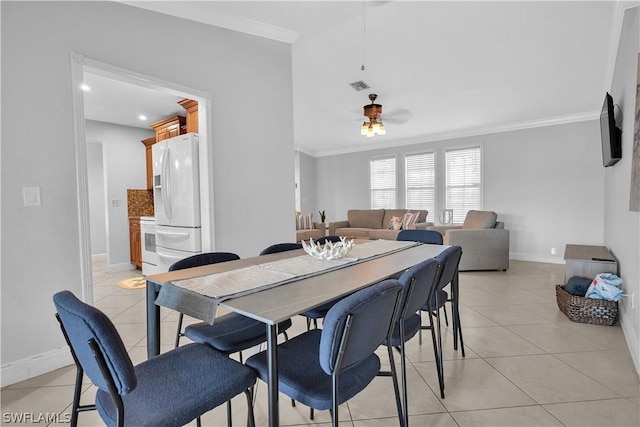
(155, 239), (418, 324)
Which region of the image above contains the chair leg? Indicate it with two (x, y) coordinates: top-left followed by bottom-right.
(391, 344), (407, 427)
(429, 312), (445, 399)
(174, 313), (184, 348)
(310, 407), (314, 420)
(226, 400), (232, 427)
(434, 304), (445, 399)
(196, 416), (201, 427)
(244, 389), (255, 427)
(442, 305), (449, 327)
(70, 367), (84, 427)
(418, 310), (423, 345)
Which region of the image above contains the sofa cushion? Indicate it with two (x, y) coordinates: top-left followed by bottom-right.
(388, 216), (403, 230)
(401, 212), (420, 230)
(334, 227), (372, 239)
(462, 210), (497, 229)
(368, 229), (401, 240)
(296, 212), (314, 230)
(382, 209), (409, 228)
(348, 209), (385, 229)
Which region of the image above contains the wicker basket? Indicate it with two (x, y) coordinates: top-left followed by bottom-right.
(556, 285), (618, 326)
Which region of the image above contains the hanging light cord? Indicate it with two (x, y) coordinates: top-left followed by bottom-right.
(361, 0), (366, 71)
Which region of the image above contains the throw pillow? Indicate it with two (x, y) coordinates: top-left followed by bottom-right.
(401, 211), (419, 230)
(388, 216), (403, 230)
(564, 276), (592, 297)
(296, 212), (313, 230)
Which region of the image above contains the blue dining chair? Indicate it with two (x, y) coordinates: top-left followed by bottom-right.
(259, 242), (302, 255)
(382, 258), (441, 427)
(419, 245), (465, 398)
(53, 290), (257, 427)
(246, 280), (405, 427)
(313, 235), (342, 245)
(172, 253), (292, 361)
(397, 229), (444, 245)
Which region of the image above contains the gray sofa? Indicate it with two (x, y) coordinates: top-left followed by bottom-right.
(429, 210), (509, 271)
(329, 209), (430, 240)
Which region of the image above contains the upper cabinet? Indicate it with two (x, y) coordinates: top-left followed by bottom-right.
(151, 115), (186, 142)
(178, 98), (199, 133)
(141, 100), (198, 190)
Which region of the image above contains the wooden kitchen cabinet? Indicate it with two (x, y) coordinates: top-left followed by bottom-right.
(141, 136), (156, 190)
(151, 115), (186, 142)
(178, 98), (199, 133)
(129, 218), (142, 269)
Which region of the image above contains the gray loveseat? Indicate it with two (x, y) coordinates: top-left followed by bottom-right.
(329, 209), (430, 240)
(429, 210), (509, 271)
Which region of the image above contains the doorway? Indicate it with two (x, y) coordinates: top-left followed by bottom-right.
(70, 52), (214, 303)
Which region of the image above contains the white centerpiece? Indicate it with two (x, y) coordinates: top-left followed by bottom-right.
(302, 237), (355, 260)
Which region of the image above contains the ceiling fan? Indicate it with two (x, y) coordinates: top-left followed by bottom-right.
(358, 93), (413, 137)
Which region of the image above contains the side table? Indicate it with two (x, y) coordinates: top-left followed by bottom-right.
(564, 244), (617, 283)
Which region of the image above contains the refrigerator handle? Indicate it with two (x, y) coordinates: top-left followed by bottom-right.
(162, 147), (172, 219)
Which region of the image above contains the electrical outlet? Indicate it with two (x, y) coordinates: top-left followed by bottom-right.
(550, 247), (557, 255)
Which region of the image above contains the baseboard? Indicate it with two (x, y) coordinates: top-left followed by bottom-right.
(106, 262), (137, 273)
(620, 315), (640, 376)
(1, 347), (73, 387)
(91, 253), (107, 261)
(510, 251), (565, 264)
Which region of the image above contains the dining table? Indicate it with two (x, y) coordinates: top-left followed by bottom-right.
(145, 240), (450, 427)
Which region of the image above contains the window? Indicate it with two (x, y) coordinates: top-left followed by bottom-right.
(370, 157), (396, 209)
(445, 146), (481, 223)
(405, 152), (435, 222)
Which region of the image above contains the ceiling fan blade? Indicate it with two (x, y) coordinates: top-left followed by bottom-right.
(382, 108), (413, 125)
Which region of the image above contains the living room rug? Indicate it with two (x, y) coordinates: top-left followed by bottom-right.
(116, 277), (146, 290)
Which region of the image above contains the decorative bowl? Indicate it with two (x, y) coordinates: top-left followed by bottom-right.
(302, 237), (355, 260)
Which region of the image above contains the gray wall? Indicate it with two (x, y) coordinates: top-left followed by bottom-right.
(298, 151), (317, 219)
(85, 120), (153, 268)
(87, 141), (107, 257)
(315, 120), (605, 263)
(605, 6), (639, 372)
(1, 1), (294, 379)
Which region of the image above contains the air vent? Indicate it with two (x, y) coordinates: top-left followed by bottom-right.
(349, 80), (370, 91)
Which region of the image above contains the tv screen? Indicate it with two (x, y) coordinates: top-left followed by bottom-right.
(600, 92), (621, 167)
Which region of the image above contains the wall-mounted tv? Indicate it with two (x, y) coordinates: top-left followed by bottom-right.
(600, 92), (622, 167)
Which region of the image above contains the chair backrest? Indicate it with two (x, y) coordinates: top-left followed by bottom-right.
(259, 243), (302, 256)
(319, 280), (403, 375)
(314, 235), (342, 245)
(397, 229), (443, 245)
(53, 291), (136, 396)
(169, 252), (240, 271)
(435, 245), (463, 291)
(397, 258), (441, 318)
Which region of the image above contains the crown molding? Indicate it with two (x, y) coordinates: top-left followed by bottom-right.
(119, 1), (299, 44)
(304, 111), (600, 158)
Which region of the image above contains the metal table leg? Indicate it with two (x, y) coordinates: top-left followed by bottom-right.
(267, 323), (279, 427)
(146, 281), (161, 359)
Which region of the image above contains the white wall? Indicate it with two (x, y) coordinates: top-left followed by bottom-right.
(315, 120), (604, 263)
(87, 141), (107, 257)
(298, 151), (317, 219)
(605, 6), (639, 373)
(85, 120), (153, 268)
(1, 1), (294, 384)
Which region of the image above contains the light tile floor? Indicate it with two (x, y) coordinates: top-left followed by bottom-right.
(2, 260), (639, 426)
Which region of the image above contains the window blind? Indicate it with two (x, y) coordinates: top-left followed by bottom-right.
(405, 152), (435, 222)
(370, 157), (396, 209)
(445, 146), (481, 223)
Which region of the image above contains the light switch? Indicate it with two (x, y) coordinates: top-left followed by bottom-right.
(110, 198), (120, 207)
(23, 187), (41, 207)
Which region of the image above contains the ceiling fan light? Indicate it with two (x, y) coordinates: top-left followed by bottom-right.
(371, 122), (381, 133)
(361, 122), (369, 135)
(378, 124), (386, 135)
